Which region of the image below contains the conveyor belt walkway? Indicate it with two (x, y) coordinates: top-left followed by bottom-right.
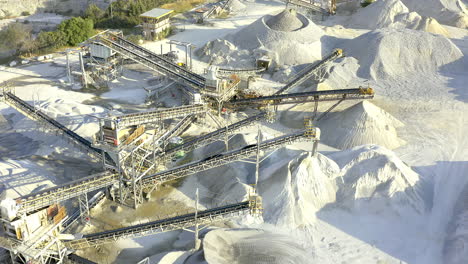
(114, 104), (206, 128)
(1, 90), (113, 163)
(64, 201), (251, 249)
(92, 33), (206, 90)
(15, 129), (306, 214)
(274, 49), (343, 95)
(160, 112), (267, 161)
(230, 88), (375, 106)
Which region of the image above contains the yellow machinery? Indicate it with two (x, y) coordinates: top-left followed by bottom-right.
(359, 86), (374, 95)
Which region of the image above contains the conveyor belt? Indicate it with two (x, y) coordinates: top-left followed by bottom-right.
(65, 201), (250, 249)
(275, 49), (343, 95)
(230, 88), (374, 106)
(218, 67), (265, 75)
(115, 104), (206, 128)
(160, 112), (266, 161)
(3, 92), (113, 164)
(16, 171), (118, 214)
(14, 118), (299, 214)
(141, 130), (306, 186)
(94, 33), (205, 90)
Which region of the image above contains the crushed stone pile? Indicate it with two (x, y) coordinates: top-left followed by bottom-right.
(228, 0), (246, 12)
(348, 0), (449, 36)
(344, 28), (464, 80)
(197, 9), (325, 66)
(330, 144), (426, 214)
(39, 98), (107, 141)
(402, 0), (468, 28)
(266, 9), (304, 31)
(318, 101), (405, 150)
(203, 229), (313, 264)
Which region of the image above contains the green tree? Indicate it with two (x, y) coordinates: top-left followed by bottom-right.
(84, 4), (105, 23)
(36, 31), (66, 51)
(58, 17), (95, 46)
(0, 23), (34, 55)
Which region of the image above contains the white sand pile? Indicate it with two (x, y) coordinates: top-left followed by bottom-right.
(228, 0), (246, 12)
(259, 150), (339, 227)
(348, 0), (449, 36)
(197, 9), (325, 66)
(316, 57), (364, 91)
(0, 159), (55, 199)
(349, 0), (410, 29)
(203, 229), (312, 264)
(402, 0), (468, 28)
(39, 98), (107, 141)
(344, 28), (464, 80)
(318, 101), (405, 150)
(330, 145), (426, 214)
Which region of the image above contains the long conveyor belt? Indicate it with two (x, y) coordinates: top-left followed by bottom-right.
(218, 67), (265, 75)
(274, 49), (343, 95)
(115, 104), (206, 128)
(3, 91), (113, 164)
(160, 112), (267, 161)
(16, 171), (118, 214)
(64, 201), (250, 249)
(94, 33), (205, 90)
(15, 129), (305, 214)
(229, 88), (375, 106)
(141, 130), (307, 185)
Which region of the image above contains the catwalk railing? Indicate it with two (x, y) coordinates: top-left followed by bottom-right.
(2, 91), (113, 164)
(64, 201), (250, 249)
(16, 171), (118, 214)
(92, 33), (205, 90)
(141, 130), (307, 186)
(229, 88), (375, 106)
(160, 112), (267, 161)
(274, 49), (344, 95)
(115, 104), (206, 128)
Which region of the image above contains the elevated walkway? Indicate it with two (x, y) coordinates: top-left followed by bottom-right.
(229, 88), (374, 106)
(115, 104), (206, 128)
(64, 201), (250, 249)
(160, 112), (266, 161)
(275, 49), (344, 95)
(91, 32), (206, 90)
(1, 90), (113, 164)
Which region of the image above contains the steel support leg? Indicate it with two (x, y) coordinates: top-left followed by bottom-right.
(316, 95), (346, 121)
(79, 193), (90, 223)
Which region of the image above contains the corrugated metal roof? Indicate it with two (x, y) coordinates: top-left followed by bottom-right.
(140, 8), (174, 19)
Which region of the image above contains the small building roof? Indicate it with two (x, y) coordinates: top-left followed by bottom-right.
(140, 8), (174, 19)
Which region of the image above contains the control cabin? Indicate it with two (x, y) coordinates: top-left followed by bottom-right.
(140, 8), (174, 40)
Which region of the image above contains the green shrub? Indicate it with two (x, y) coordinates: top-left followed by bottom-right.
(361, 0), (375, 7)
(21, 11), (31, 16)
(0, 23), (35, 54)
(58, 17), (95, 46)
(85, 4), (105, 23)
(36, 31), (67, 51)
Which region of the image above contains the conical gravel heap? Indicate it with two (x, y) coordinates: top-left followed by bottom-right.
(266, 9), (304, 32)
